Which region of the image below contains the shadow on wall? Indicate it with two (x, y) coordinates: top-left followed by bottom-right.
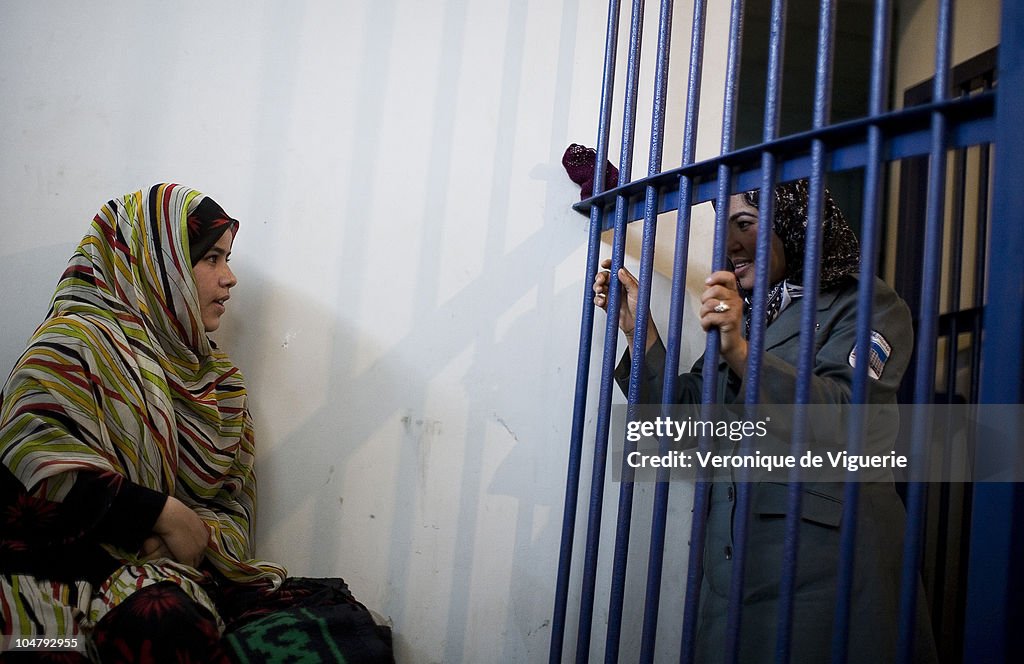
(230, 2), (593, 664)
(217, 3), (592, 663)
(227, 194), (589, 664)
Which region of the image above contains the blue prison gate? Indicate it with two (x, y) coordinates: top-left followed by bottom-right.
(551, 0), (1024, 662)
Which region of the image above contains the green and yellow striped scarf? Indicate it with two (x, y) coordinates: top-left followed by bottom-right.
(0, 183), (284, 589)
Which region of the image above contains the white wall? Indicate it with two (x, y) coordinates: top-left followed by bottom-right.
(0, 1), (728, 661)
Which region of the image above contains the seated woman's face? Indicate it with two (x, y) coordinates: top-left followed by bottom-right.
(726, 193), (787, 290)
(192, 229), (237, 332)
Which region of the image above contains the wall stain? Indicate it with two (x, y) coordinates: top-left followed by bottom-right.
(494, 414), (518, 441)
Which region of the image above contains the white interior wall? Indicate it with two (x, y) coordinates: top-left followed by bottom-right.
(0, 1), (726, 661)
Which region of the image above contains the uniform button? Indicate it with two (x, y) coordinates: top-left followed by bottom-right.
(727, 486), (734, 502)
(724, 545), (733, 560)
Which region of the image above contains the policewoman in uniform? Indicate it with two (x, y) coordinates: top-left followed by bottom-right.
(593, 180), (937, 663)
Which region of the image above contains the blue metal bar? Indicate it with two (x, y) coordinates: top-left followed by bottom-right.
(572, 92), (996, 223)
(552, 3), (622, 662)
(775, 2), (837, 662)
(575, 0), (647, 659)
(605, 0), (671, 658)
(963, 0), (1024, 661)
(724, 1), (787, 661)
(971, 141), (990, 311)
(700, 1), (745, 400)
(897, 1), (952, 661)
(680, 2), (745, 663)
(639, 2), (708, 660)
(947, 143), (968, 314)
(930, 135), (970, 639)
(831, 2), (892, 662)
(968, 142), (989, 405)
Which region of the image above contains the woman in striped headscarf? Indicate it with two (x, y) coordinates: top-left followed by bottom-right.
(0, 185), (391, 662)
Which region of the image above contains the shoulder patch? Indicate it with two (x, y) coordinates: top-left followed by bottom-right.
(848, 330), (892, 380)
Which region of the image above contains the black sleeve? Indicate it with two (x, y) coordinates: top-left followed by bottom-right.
(63, 472), (168, 551)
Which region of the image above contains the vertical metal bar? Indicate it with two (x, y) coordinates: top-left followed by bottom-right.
(575, 0), (646, 659)
(896, 0), (952, 660)
(831, 2), (892, 661)
(968, 141), (989, 405)
(972, 141), (990, 311)
(775, 1), (837, 662)
(639, 2), (709, 660)
(724, 0), (787, 661)
(947, 140), (968, 316)
(550, 3), (622, 662)
(959, 132), (988, 655)
(605, 0), (672, 659)
(933, 333), (955, 641)
(953, 480), (973, 661)
(680, 1), (745, 662)
(963, 0), (1024, 660)
(744, 1), (788, 400)
(932, 134), (969, 639)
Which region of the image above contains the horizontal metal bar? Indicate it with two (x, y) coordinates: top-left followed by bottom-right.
(572, 92), (995, 226)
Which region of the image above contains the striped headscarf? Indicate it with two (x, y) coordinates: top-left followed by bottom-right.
(0, 184), (284, 590)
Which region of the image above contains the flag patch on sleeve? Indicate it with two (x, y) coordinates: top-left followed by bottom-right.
(848, 330), (892, 380)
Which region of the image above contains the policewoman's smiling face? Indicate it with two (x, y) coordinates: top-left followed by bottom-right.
(725, 193), (788, 291)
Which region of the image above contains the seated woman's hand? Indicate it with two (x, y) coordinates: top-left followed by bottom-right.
(700, 271), (748, 375)
(153, 497), (211, 568)
(139, 534), (172, 561)
(593, 258), (660, 352)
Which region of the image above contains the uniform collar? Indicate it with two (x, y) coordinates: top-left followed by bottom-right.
(762, 286), (846, 351)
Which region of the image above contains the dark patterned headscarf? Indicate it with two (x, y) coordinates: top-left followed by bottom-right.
(741, 179), (860, 328)
(742, 179), (860, 289)
(186, 197), (238, 266)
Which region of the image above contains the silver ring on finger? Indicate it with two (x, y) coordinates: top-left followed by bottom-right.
(713, 300), (730, 313)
